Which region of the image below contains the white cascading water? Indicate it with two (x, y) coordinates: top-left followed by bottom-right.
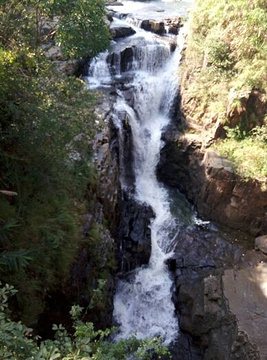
(112, 31), (184, 345)
(87, 0), (193, 345)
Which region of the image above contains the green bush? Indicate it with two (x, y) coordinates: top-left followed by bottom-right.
(213, 125), (267, 182)
(0, 283), (171, 360)
(181, 0), (266, 182)
(0, 42), (98, 325)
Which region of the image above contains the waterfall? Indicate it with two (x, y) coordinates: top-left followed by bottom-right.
(86, 0), (192, 346)
(112, 31), (185, 346)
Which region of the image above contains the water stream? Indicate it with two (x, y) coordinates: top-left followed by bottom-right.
(86, 0), (194, 345)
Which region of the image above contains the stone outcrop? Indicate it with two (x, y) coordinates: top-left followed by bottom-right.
(157, 131), (267, 236)
(110, 26), (136, 39)
(140, 19), (166, 35)
(116, 194), (153, 272)
(108, 46), (135, 74)
(165, 18), (183, 35)
(37, 96), (120, 336)
(62, 101), (120, 327)
(170, 225), (262, 359)
(139, 17), (182, 36)
(255, 235), (267, 255)
(223, 262), (267, 359)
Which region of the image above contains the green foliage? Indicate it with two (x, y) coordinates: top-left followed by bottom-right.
(0, 0), (108, 324)
(183, 0), (266, 98)
(213, 125), (267, 182)
(182, 0), (266, 181)
(0, 283), (38, 359)
(0, 284), (171, 360)
(0, 0), (110, 58)
(0, 249), (33, 272)
(56, 0), (110, 59)
(205, 36), (234, 71)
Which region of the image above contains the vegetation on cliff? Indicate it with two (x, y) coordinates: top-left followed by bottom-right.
(181, 0), (266, 183)
(0, 283), (170, 359)
(0, 0), (112, 330)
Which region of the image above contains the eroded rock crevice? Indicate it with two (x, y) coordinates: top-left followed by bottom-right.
(157, 128), (267, 236)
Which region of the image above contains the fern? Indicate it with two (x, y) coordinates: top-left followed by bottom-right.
(0, 249), (33, 272)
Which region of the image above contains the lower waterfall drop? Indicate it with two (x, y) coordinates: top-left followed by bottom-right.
(86, 0), (193, 345)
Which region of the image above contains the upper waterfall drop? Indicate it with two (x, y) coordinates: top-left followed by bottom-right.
(86, 0), (193, 346)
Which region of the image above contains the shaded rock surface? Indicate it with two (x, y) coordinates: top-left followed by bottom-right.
(116, 193), (154, 272)
(157, 131), (267, 236)
(223, 262), (267, 359)
(110, 25), (136, 39)
(141, 19), (166, 35)
(171, 225), (263, 359)
(255, 235), (267, 255)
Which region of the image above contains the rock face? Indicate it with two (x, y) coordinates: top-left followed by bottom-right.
(140, 20), (166, 35)
(223, 262), (267, 359)
(37, 101), (120, 336)
(157, 132), (267, 236)
(116, 194), (153, 272)
(171, 225), (262, 359)
(255, 235), (267, 255)
(110, 26), (136, 39)
(157, 119), (266, 358)
(107, 47), (135, 74)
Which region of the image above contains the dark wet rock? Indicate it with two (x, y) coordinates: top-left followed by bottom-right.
(107, 11), (114, 22)
(141, 20), (166, 35)
(170, 332), (203, 360)
(173, 226), (243, 272)
(110, 110), (135, 189)
(54, 59), (88, 77)
(108, 46), (135, 74)
(117, 194), (154, 272)
(170, 41), (177, 52)
(110, 26), (136, 39)
(120, 47), (135, 72)
(37, 115), (119, 336)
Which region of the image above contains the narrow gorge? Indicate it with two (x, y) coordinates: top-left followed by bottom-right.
(86, 0), (267, 358)
(0, 0), (265, 358)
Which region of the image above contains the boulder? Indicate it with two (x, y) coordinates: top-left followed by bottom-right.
(165, 17), (182, 35)
(53, 59), (88, 76)
(43, 44), (64, 61)
(255, 235), (267, 254)
(140, 20), (165, 35)
(110, 26), (136, 39)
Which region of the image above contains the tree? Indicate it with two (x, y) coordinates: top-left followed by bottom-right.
(0, 0), (110, 58)
(55, 0), (110, 59)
